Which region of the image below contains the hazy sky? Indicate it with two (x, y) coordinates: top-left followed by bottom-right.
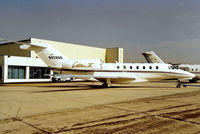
(0, 0), (200, 63)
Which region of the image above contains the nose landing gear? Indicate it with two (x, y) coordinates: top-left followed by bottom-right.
(176, 80), (181, 88)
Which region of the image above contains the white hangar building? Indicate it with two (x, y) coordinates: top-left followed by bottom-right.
(0, 38), (123, 83)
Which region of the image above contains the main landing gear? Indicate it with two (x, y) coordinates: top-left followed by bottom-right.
(101, 79), (111, 88)
(102, 82), (109, 88)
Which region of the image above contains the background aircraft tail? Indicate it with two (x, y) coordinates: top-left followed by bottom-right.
(142, 51), (165, 63)
(20, 42), (69, 68)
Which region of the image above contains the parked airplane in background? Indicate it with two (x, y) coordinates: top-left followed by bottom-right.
(173, 64), (200, 80)
(1, 39), (195, 87)
(142, 51), (199, 81)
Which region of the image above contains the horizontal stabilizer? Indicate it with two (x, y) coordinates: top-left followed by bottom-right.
(0, 38), (47, 49)
(20, 43), (46, 50)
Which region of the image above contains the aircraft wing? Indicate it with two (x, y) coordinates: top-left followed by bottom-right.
(59, 73), (137, 80)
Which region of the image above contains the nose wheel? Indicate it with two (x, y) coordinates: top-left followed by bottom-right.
(176, 80), (181, 88)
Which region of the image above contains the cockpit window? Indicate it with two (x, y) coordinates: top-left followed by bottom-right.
(180, 67), (190, 71)
(169, 66), (175, 69)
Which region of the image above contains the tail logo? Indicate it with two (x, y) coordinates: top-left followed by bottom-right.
(72, 61), (94, 68)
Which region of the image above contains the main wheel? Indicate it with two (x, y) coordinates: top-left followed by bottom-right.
(102, 82), (109, 88)
(57, 78), (61, 82)
(102, 81), (109, 88)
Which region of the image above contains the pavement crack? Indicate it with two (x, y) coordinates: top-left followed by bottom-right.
(0, 112), (52, 134)
(146, 104), (194, 112)
(158, 114), (200, 125)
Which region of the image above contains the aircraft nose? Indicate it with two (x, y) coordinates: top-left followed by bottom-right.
(186, 71), (195, 78)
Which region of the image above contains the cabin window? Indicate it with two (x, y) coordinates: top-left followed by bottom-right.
(149, 66), (152, 69)
(136, 66), (139, 69)
(156, 66), (159, 69)
(196, 69), (198, 71)
(130, 66), (132, 69)
(123, 66), (126, 69)
(143, 66), (145, 69)
(192, 69), (193, 71)
(117, 66), (120, 69)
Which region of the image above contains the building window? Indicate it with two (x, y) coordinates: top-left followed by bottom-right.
(143, 66), (145, 69)
(8, 66), (26, 79)
(29, 67), (50, 79)
(130, 66), (132, 69)
(117, 66), (120, 69)
(196, 69), (198, 71)
(156, 66), (159, 69)
(136, 66), (139, 69)
(192, 69), (193, 71)
(149, 66), (152, 69)
(0, 66), (2, 80)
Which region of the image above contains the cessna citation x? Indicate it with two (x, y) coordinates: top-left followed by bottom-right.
(2, 39), (195, 87)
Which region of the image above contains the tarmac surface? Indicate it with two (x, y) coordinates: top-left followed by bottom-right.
(0, 81), (200, 134)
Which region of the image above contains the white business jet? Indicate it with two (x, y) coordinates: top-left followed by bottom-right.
(1, 39), (195, 87)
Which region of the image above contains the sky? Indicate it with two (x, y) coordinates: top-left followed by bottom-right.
(0, 0), (200, 63)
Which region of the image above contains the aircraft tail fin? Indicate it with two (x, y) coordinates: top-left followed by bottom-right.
(20, 42), (69, 68)
(142, 51), (165, 63)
